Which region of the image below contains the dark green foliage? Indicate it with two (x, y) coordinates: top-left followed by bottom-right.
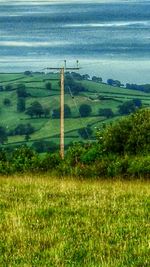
(10, 146), (38, 172)
(99, 108), (114, 118)
(70, 72), (83, 80)
(9, 123), (34, 136)
(52, 104), (71, 118)
(78, 126), (93, 139)
(26, 101), (44, 118)
(97, 109), (150, 155)
(126, 83), (150, 93)
(132, 98), (142, 108)
(0, 126), (7, 144)
(5, 84), (13, 91)
(45, 82), (52, 90)
(43, 107), (50, 118)
(92, 76), (102, 83)
(24, 70), (32, 76)
(79, 104), (92, 117)
(107, 79), (121, 87)
(65, 74), (86, 95)
(3, 98), (11, 106)
(39, 153), (61, 172)
(0, 85), (4, 91)
(118, 100), (137, 115)
(82, 74), (90, 80)
(127, 155), (150, 178)
(17, 97), (26, 112)
(16, 84), (28, 98)
(32, 140), (58, 153)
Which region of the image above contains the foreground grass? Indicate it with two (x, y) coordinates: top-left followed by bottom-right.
(0, 175), (149, 267)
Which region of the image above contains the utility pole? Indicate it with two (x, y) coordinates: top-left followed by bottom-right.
(46, 61), (80, 159)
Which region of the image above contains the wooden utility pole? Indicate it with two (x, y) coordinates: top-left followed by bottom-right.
(47, 61), (80, 159)
(60, 67), (65, 159)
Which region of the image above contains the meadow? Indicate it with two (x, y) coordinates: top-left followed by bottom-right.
(0, 175), (149, 266)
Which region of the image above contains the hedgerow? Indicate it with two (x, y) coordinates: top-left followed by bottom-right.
(0, 109), (149, 178)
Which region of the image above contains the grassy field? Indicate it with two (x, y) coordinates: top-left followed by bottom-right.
(0, 72), (150, 147)
(0, 175), (149, 266)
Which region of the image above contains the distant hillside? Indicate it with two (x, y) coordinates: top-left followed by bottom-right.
(0, 72), (150, 151)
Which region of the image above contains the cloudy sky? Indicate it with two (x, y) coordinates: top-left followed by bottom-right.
(0, 0), (127, 4)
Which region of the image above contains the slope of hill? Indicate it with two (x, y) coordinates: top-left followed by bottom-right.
(0, 72), (150, 150)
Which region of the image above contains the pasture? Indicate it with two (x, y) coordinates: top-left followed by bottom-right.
(0, 72), (150, 148)
(0, 175), (149, 266)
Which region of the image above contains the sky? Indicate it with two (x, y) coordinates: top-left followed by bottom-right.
(0, 0), (127, 4)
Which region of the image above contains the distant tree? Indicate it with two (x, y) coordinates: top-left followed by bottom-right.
(78, 126), (93, 139)
(107, 79), (114, 86)
(52, 108), (60, 119)
(64, 105), (72, 118)
(5, 84), (13, 91)
(118, 100), (137, 115)
(92, 76), (102, 83)
(26, 101), (44, 118)
(115, 80), (121, 87)
(0, 126), (7, 144)
(99, 108), (114, 118)
(71, 72), (83, 80)
(107, 79), (121, 87)
(0, 85), (4, 91)
(52, 104), (71, 118)
(79, 104), (92, 117)
(14, 123), (34, 135)
(17, 98), (26, 112)
(3, 98), (11, 106)
(82, 74), (90, 80)
(132, 98), (142, 108)
(65, 74), (86, 95)
(16, 84), (28, 98)
(45, 82), (52, 90)
(24, 70), (32, 76)
(43, 107), (50, 118)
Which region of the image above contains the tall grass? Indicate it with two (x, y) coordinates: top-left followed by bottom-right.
(0, 175), (149, 266)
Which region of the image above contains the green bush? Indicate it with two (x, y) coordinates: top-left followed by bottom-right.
(97, 109), (150, 155)
(11, 146), (38, 172)
(127, 155), (150, 178)
(39, 153), (61, 172)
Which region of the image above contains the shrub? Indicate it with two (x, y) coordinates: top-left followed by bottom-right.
(11, 146), (38, 172)
(40, 153), (61, 172)
(127, 155), (150, 178)
(97, 109), (150, 155)
(78, 127), (93, 139)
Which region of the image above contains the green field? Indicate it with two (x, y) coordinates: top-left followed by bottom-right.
(0, 175), (149, 266)
(0, 72), (150, 147)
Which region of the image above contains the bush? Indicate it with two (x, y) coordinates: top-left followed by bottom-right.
(127, 155), (150, 178)
(78, 127), (93, 139)
(32, 140), (58, 153)
(97, 109), (150, 155)
(10, 146), (38, 172)
(99, 108), (114, 118)
(79, 104), (92, 117)
(39, 153), (61, 172)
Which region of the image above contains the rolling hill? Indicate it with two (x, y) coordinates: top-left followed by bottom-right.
(0, 72), (150, 150)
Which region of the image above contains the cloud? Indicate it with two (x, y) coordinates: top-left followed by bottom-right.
(0, 0), (124, 5)
(0, 40), (71, 47)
